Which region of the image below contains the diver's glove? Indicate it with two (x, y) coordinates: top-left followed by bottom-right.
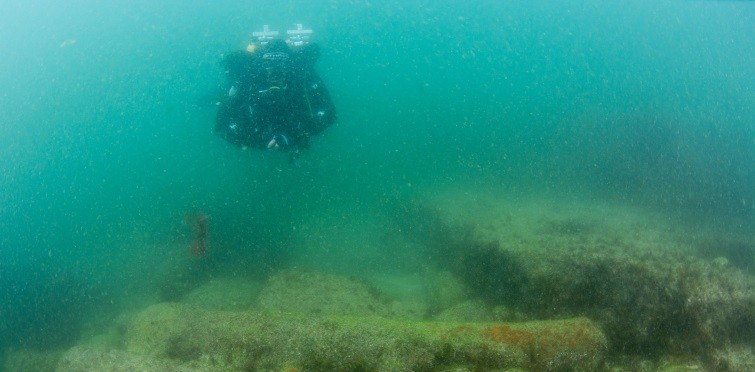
(267, 133), (303, 162)
(266, 133), (290, 150)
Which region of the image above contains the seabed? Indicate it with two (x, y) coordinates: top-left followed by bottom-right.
(4, 188), (754, 371)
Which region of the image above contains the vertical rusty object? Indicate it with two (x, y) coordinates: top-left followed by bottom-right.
(186, 212), (208, 257)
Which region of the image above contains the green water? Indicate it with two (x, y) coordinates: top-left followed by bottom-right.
(1, 0), (753, 364)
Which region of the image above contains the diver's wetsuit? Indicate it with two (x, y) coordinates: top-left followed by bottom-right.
(215, 39), (336, 155)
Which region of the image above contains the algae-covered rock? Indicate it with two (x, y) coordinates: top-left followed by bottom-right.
(434, 300), (495, 322)
(389, 297), (429, 319)
(257, 269), (391, 316)
(423, 270), (469, 314)
(123, 302), (191, 358)
(2, 349), (62, 372)
(709, 344), (755, 371)
(433, 300), (527, 323)
(367, 273), (431, 319)
(182, 277), (263, 311)
(403, 191), (755, 364)
(56, 345), (208, 372)
(125, 303), (607, 371)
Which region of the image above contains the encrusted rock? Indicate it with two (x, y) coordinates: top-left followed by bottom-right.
(125, 303), (607, 371)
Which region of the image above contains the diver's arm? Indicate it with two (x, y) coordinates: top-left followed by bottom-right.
(303, 73), (336, 135)
(221, 51), (250, 82)
(297, 43), (320, 68)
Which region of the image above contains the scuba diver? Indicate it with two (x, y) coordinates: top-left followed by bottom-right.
(215, 25), (336, 160)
